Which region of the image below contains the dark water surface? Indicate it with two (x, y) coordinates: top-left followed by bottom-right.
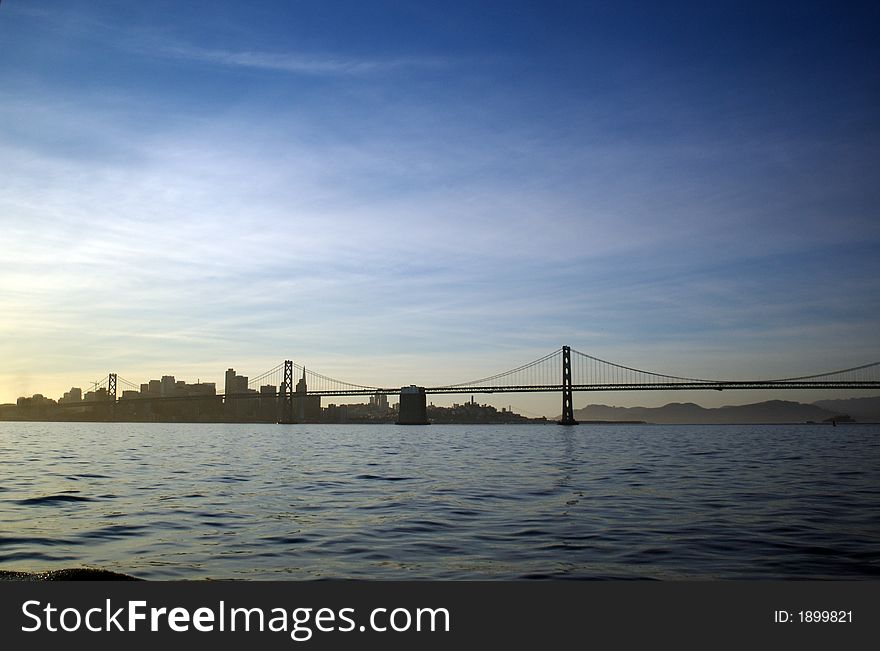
(0, 422), (877, 579)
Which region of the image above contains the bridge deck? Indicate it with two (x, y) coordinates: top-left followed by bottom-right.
(307, 381), (880, 397)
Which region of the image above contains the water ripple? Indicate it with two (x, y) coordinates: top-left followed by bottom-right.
(355, 474), (413, 481)
(14, 494), (95, 506)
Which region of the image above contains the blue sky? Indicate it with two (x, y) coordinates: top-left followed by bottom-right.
(1, 1), (878, 415)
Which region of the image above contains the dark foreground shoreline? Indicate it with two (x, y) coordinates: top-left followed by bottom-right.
(0, 569), (141, 581)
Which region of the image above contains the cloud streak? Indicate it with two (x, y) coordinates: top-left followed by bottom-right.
(8, 2), (448, 78)
(156, 42), (447, 76)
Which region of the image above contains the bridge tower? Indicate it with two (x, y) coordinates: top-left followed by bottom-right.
(279, 360), (294, 424)
(108, 373), (117, 422)
(559, 346), (578, 425)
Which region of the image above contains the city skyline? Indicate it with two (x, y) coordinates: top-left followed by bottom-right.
(6, 356), (878, 425)
(4, 351), (879, 422)
(1, 1), (878, 416)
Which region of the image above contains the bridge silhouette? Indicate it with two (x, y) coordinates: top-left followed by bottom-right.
(73, 346), (880, 425)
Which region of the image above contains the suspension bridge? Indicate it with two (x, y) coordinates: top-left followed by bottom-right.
(70, 346), (880, 425)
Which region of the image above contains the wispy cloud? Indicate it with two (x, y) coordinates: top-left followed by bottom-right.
(9, 3), (447, 77)
(156, 42), (446, 76)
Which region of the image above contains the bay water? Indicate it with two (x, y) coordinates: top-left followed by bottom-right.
(1, 422), (877, 580)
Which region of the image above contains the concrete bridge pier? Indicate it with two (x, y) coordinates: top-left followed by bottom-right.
(397, 385), (429, 425)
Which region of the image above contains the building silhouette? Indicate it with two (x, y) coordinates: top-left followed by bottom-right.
(59, 387), (82, 404)
(225, 368), (249, 396)
(293, 368), (321, 422)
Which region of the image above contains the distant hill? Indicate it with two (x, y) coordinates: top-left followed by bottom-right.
(812, 397), (880, 423)
(572, 399), (855, 424)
